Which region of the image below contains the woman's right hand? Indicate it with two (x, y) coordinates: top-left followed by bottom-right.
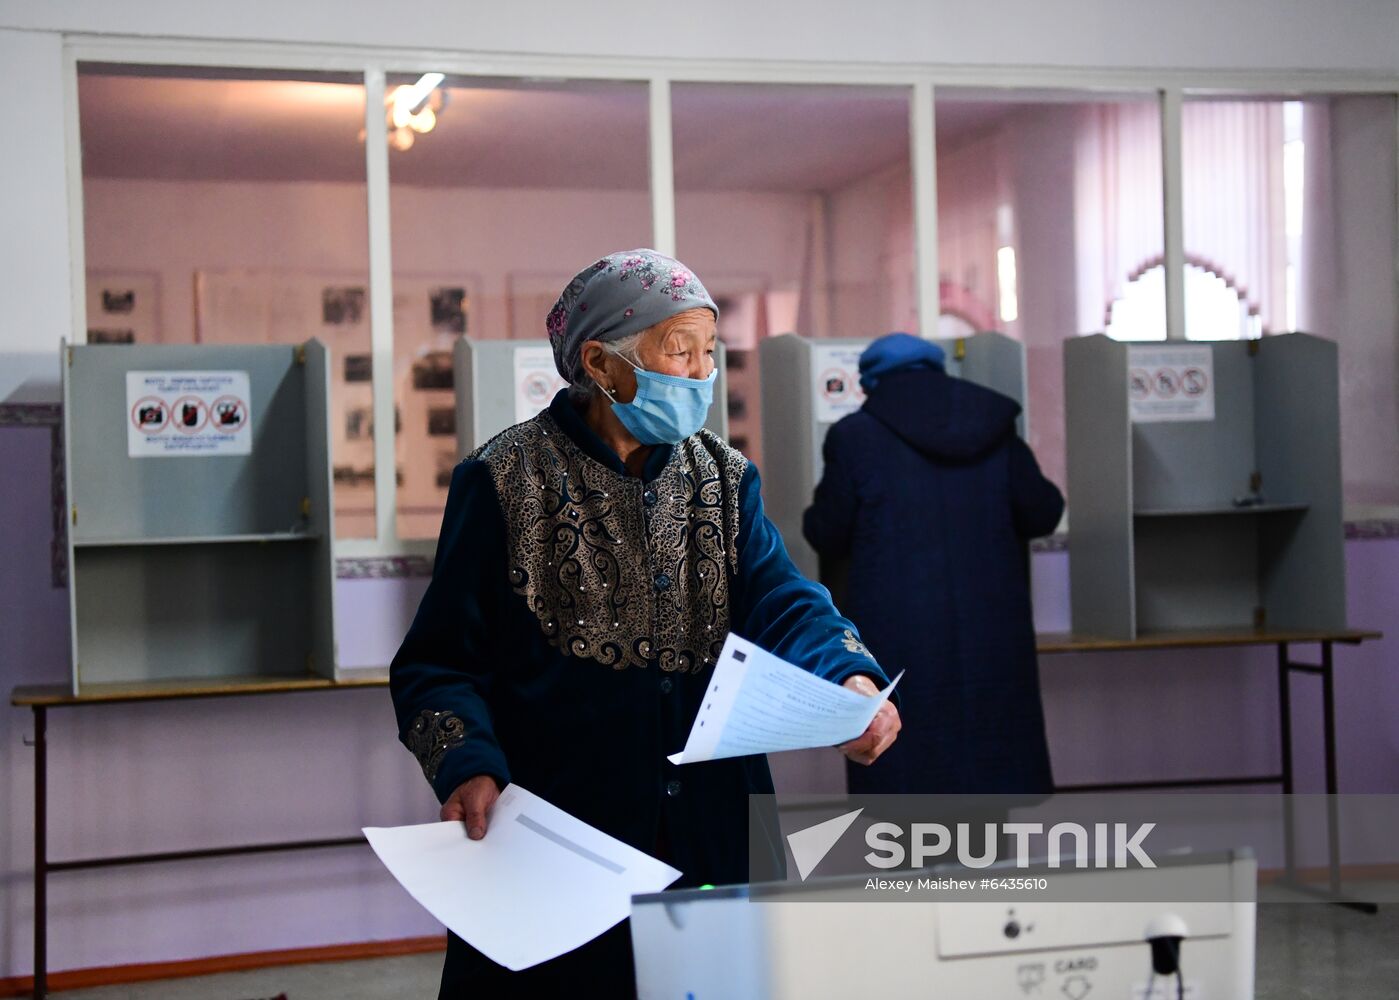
(441, 774), (501, 840)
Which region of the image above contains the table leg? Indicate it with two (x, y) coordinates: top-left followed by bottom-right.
(1277, 643), (1296, 882)
(1320, 641), (1342, 895)
(33, 705), (47, 1000)
(1275, 640), (1374, 913)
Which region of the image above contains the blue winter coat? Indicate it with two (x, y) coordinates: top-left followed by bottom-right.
(803, 368), (1063, 795)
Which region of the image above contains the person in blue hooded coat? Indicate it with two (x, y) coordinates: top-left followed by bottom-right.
(802, 333), (1063, 796)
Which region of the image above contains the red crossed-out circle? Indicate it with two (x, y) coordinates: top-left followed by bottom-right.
(171, 396), (208, 434)
(1153, 368), (1180, 398)
(819, 368), (852, 402)
(521, 373), (555, 408)
(130, 396), (168, 434)
(210, 395), (248, 432)
(1181, 367), (1209, 396)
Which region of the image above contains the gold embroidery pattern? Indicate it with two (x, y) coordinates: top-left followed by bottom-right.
(403, 709), (466, 783)
(475, 413), (747, 673)
(841, 628), (875, 660)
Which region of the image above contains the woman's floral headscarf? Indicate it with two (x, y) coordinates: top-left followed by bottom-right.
(547, 249), (718, 383)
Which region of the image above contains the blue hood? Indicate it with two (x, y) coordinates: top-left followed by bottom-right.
(860, 367), (1020, 462)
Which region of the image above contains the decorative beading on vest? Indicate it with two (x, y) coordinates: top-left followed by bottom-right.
(475, 411), (748, 673)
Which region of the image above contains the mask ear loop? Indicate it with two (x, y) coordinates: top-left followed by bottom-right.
(595, 343), (645, 403)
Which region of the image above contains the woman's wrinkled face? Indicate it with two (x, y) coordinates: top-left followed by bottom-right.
(596, 308), (716, 402)
(634, 308), (717, 380)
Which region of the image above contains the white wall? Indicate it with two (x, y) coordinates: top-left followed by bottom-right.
(3, 0), (1399, 73)
(0, 28), (74, 401)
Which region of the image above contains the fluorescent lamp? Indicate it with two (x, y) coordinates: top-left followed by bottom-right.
(398, 72), (445, 114)
(996, 246), (1019, 324)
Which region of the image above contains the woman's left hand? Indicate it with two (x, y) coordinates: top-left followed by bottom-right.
(837, 675), (901, 765)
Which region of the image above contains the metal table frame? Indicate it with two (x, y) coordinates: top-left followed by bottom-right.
(1037, 628), (1382, 914)
(13, 677), (386, 1000)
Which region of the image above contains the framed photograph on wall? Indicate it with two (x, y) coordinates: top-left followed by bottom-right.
(429, 286), (467, 335)
(322, 286), (367, 326)
(393, 274), (481, 541)
(85, 270), (160, 344)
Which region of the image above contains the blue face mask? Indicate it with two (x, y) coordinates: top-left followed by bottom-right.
(602, 361), (716, 445)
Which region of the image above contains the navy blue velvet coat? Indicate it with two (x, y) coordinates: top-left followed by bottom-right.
(803, 368), (1063, 796)
(391, 390), (890, 884)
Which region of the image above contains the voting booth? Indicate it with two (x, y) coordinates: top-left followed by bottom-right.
(758, 332), (1027, 578)
(453, 338), (730, 454)
(632, 850), (1256, 999)
(1064, 333), (1347, 640)
(60, 340), (340, 693)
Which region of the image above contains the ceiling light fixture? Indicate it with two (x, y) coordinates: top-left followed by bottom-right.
(382, 72), (448, 151)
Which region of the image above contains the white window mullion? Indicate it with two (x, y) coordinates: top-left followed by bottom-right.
(1161, 87), (1187, 341)
(911, 79), (940, 338)
(649, 76), (677, 257)
(62, 44), (87, 345)
(363, 66), (399, 545)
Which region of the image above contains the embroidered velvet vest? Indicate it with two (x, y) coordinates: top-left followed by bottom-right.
(474, 411), (749, 673)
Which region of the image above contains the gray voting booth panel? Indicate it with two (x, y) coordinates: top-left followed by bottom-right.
(453, 338), (728, 454)
(632, 852), (1256, 999)
(1064, 333), (1346, 640)
(61, 341), (339, 691)
(758, 333), (1028, 579)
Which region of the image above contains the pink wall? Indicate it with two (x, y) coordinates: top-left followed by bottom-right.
(1007, 105), (1080, 490)
(83, 178), (815, 346)
(937, 126), (1005, 326)
(827, 161), (920, 337)
(1299, 96), (1399, 509)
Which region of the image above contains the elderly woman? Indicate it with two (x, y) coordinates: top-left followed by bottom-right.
(390, 249), (900, 997)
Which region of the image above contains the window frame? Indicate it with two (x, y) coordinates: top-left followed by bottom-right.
(62, 35), (1399, 548)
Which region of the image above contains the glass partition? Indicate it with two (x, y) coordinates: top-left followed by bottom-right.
(78, 64), (377, 537)
(385, 75), (652, 538)
(935, 88), (1164, 488)
(671, 83), (916, 461)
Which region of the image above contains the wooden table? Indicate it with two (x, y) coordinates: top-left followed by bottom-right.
(1035, 627), (1383, 912)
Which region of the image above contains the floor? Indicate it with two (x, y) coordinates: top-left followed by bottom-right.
(49, 898), (1399, 998)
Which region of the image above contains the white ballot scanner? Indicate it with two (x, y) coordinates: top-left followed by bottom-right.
(631, 849), (1255, 999)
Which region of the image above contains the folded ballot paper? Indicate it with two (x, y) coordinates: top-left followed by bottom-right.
(364, 785), (680, 971)
(668, 633), (902, 765)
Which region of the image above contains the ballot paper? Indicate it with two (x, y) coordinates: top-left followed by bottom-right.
(364, 784), (681, 971)
(668, 633), (902, 765)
